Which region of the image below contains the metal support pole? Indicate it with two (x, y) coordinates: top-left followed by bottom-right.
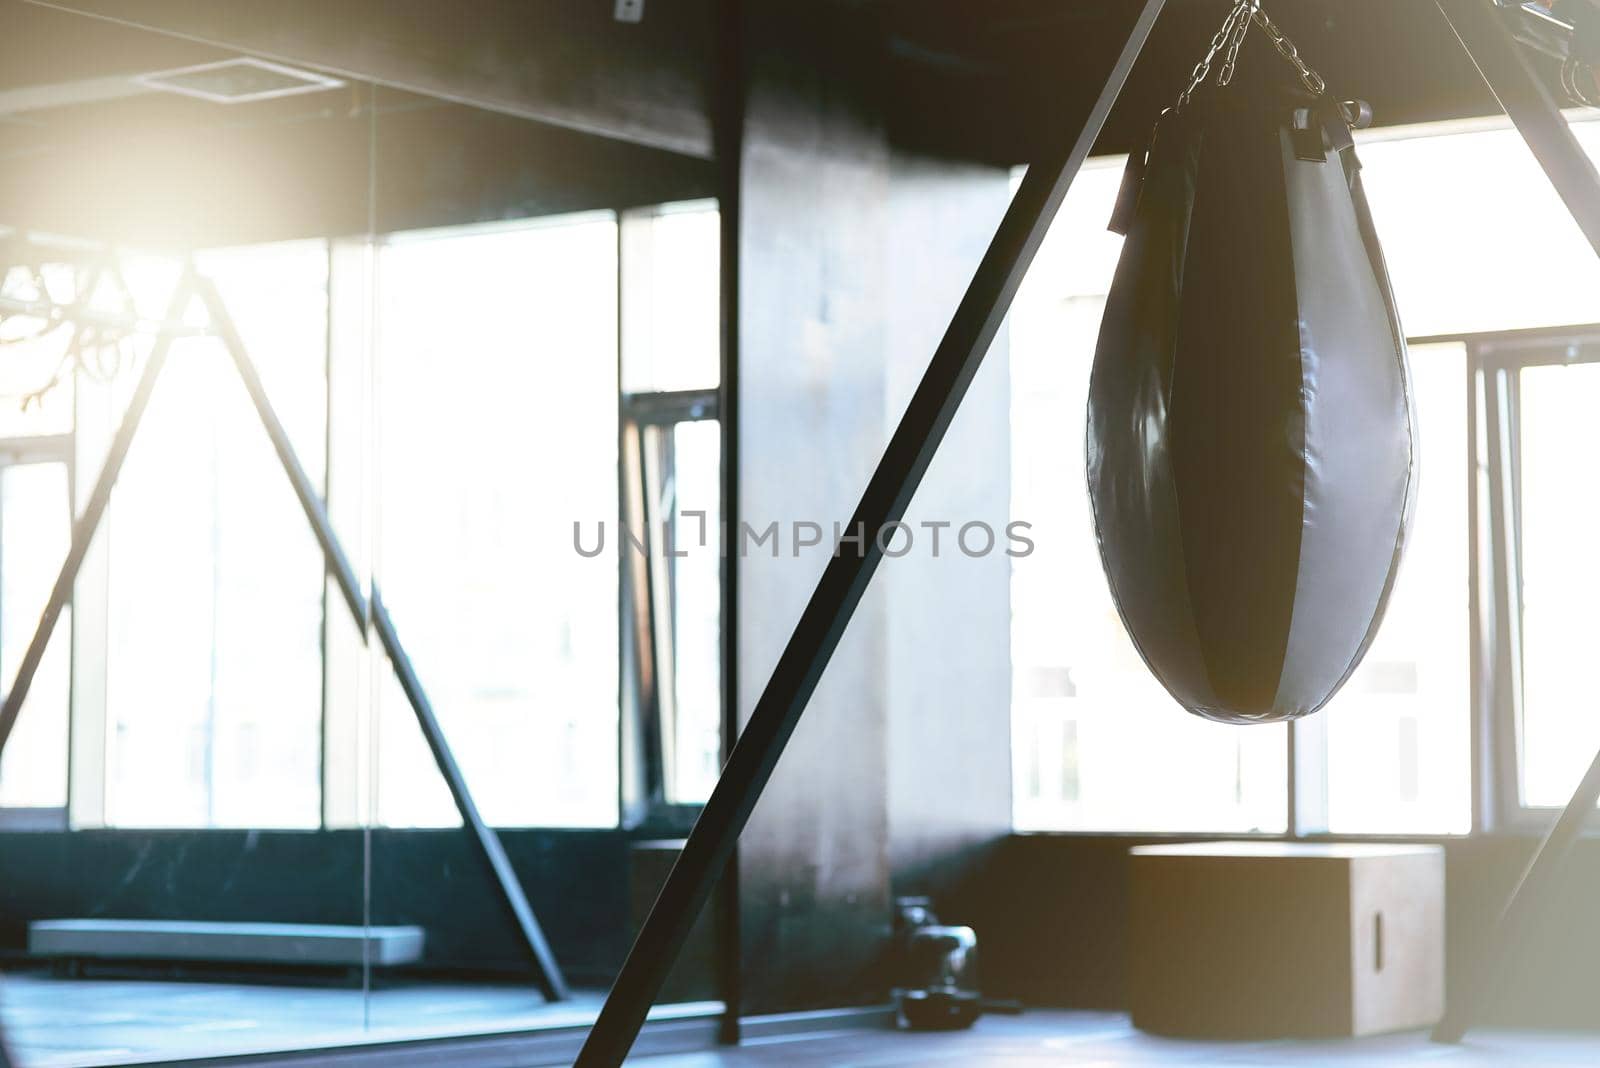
(1435, 749), (1600, 1043)
(194, 278), (367, 625)
(0, 278), (192, 753)
(370, 587), (569, 1001)
(195, 278), (569, 1002)
(1440, 0), (1600, 255)
(574, 3), (1166, 1062)
(1433, 0), (1600, 1043)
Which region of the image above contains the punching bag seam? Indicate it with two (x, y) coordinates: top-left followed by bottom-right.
(1172, 101), (1303, 716)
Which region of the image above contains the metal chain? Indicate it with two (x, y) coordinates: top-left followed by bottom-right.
(1217, 0), (1255, 87)
(1252, 5), (1327, 98)
(1177, 0), (1254, 109)
(1177, 0), (1330, 110)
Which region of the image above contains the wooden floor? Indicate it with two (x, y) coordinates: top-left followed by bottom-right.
(635, 1010), (1600, 1067)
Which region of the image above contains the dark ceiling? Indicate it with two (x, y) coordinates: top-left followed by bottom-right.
(0, 0), (716, 247)
(0, 0), (1525, 247)
(880, 0), (1502, 161)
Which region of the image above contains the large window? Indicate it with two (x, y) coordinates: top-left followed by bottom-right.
(0, 204), (721, 833)
(0, 263), (82, 823)
(374, 214), (621, 828)
(1517, 360), (1600, 806)
(1470, 339), (1600, 817)
(1011, 112), (1600, 835)
(0, 448), (71, 816)
(103, 243), (328, 829)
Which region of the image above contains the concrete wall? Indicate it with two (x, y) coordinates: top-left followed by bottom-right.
(731, 4), (1014, 1016)
(882, 151), (1013, 905)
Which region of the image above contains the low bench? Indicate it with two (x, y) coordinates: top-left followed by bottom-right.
(29, 920), (425, 971)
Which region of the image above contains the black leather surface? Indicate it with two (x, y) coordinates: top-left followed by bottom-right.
(1086, 93), (1414, 724)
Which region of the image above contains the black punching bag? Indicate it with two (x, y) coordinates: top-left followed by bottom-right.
(1086, 14), (1414, 725)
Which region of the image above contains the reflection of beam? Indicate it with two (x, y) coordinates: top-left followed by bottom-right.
(574, 0), (1167, 1062)
(197, 276), (570, 1001)
(1431, 0), (1600, 1046)
(0, 268), (571, 1003)
(24, 0), (714, 158)
(0, 278), (191, 758)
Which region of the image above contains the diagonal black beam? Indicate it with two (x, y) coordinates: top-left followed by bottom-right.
(193, 278), (369, 625)
(370, 586), (570, 1002)
(0, 277), (192, 755)
(1440, 0), (1600, 255)
(1433, 0), (1600, 1044)
(574, 1), (1167, 1062)
(194, 278), (569, 1002)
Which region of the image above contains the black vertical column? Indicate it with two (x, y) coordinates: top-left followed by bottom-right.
(575, 2), (1167, 1062)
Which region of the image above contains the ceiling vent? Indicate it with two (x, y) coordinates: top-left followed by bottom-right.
(136, 58), (344, 104)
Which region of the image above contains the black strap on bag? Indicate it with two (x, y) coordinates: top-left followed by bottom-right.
(1109, 0), (1372, 236)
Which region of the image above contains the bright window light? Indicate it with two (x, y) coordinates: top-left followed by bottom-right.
(1009, 112), (1600, 834)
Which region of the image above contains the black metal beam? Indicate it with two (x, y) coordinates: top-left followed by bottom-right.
(193, 278), (367, 626)
(195, 279), (569, 1003)
(1440, 0), (1600, 255)
(371, 588), (570, 1001)
(1432, 0), (1600, 1044)
(0, 278), (191, 754)
(572, 1), (1167, 1062)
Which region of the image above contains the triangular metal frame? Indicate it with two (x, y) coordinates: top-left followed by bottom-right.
(0, 267), (568, 1003)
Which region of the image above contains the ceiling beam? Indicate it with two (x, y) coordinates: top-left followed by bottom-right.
(24, 0), (715, 158)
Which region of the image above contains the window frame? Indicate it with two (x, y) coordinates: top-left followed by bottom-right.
(618, 387), (722, 834)
(615, 201), (726, 834)
(1450, 324), (1600, 834)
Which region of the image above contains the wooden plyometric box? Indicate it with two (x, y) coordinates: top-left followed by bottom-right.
(1128, 841), (1444, 1038)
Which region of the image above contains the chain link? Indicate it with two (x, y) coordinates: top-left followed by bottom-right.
(1252, 6), (1327, 98)
(1217, 0), (1255, 87)
(1176, 0), (1329, 110)
(1177, 0), (1254, 109)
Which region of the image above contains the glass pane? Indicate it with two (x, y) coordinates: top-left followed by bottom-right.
(1009, 163), (1287, 832)
(1359, 121), (1600, 336)
(667, 419), (722, 804)
(0, 460), (71, 808)
(621, 202), (720, 393)
(1323, 343), (1472, 833)
(1518, 361), (1600, 807)
(0, 0), (372, 1050)
(104, 243), (327, 829)
(375, 215), (619, 828)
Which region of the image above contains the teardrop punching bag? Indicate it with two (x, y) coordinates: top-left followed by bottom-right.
(1087, 5), (1415, 724)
